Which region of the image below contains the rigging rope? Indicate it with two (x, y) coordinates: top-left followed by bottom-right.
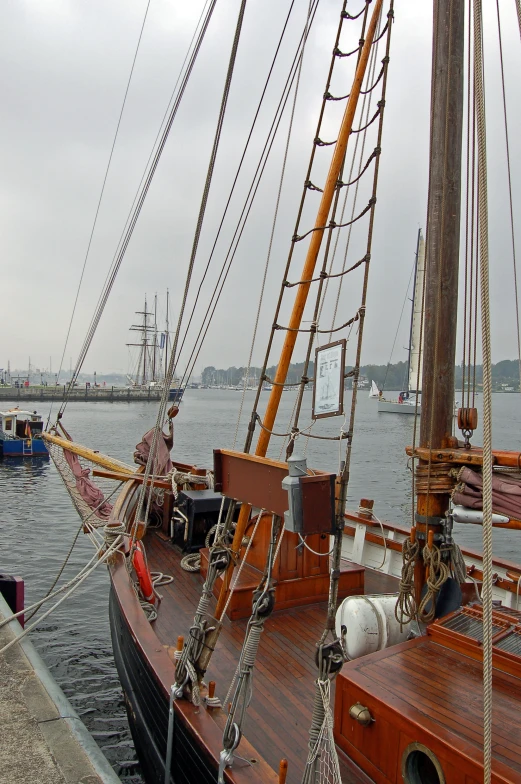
(233, 0), (314, 449)
(134, 0), (248, 531)
(495, 0), (521, 403)
(473, 2), (493, 781)
(56, 0), (219, 415)
(49, 0), (152, 427)
(177, 0), (322, 395)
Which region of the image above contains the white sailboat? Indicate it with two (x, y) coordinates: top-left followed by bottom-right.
(368, 379), (381, 399)
(378, 229), (425, 414)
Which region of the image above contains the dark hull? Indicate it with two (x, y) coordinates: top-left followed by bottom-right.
(109, 587), (221, 784)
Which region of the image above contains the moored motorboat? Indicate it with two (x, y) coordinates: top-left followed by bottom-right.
(0, 409), (48, 457)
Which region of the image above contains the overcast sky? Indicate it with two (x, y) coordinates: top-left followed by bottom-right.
(1, 0), (520, 379)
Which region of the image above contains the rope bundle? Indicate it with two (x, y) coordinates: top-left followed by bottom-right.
(395, 538), (419, 628)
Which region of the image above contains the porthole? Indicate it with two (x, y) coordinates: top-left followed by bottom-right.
(401, 743), (445, 784)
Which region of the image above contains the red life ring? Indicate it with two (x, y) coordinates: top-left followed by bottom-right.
(132, 542), (155, 604)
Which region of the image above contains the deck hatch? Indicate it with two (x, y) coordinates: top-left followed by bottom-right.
(495, 631), (521, 656)
(440, 613), (503, 641)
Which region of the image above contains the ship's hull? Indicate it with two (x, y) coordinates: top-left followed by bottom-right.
(168, 388), (184, 403)
(109, 586), (223, 784)
(377, 399), (419, 415)
(0, 437), (49, 457)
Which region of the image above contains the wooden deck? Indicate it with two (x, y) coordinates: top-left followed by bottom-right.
(146, 531), (398, 784)
(335, 637), (521, 783)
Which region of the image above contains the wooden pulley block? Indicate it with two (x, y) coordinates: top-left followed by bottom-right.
(457, 407), (478, 431)
(167, 404), (180, 420)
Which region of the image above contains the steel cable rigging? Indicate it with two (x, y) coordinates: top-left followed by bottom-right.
(56, 0), (219, 419)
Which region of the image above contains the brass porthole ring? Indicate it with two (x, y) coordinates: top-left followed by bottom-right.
(401, 742), (445, 784)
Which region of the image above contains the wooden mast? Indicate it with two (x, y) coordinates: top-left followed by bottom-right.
(415, 0), (465, 600)
(215, 0), (384, 619)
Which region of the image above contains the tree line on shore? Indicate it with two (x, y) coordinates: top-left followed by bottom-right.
(202, 358), (521, 391)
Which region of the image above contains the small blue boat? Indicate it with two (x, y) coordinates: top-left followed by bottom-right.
(0, 409), (48, 457)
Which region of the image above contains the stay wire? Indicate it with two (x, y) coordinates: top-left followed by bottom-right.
(135, 0), (248, 527)
(47, 0), (152, 427)
(495, 0), (521, 399)
(326, 19), (382, 340)
(233, 0), (314, 449)
(57, 0), (218, 418)
(172, 0), (299, 388)
(341, 3), (393, 483)
(178, 0), (321, 391)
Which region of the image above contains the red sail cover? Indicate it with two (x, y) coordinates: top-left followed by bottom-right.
(133, 427), (173, 476)
(63, 448), (113, 520)
(452, 466), (521, 519)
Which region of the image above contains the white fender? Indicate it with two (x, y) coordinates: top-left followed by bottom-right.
(335, 593), (411, 660)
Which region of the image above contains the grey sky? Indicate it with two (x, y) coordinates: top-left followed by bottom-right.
(1, 1), (519, 378)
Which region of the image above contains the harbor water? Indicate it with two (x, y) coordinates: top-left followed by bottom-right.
(1, 389), (521, 781)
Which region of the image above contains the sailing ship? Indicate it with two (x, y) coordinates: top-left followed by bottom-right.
(127, 294), (184, 403)
(43, 2), (521, 784)
(377, 230), (425, 415)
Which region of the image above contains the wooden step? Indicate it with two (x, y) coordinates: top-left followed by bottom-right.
(200, 548), (364, 620)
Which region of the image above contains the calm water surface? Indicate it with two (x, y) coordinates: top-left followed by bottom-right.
(1, 390), (521, 780)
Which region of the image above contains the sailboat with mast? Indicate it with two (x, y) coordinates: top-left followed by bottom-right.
(377, 229), (425, 414)
(126, 292), (184, 403)
(43, 1), (521, 783)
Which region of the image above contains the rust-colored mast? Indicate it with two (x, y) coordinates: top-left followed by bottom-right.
(215, 0), (384, 619)
(415, 0), (465, 601)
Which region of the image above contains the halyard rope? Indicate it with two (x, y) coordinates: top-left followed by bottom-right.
(473, 1), (493, 780)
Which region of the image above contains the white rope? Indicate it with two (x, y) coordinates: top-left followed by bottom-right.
(0, 543), (114, 630)
(357, 506), (388, 570)
(473, 3), (493, 780)
(304, 678), (342, 784)
(222, 523), (285, 710)
(298, 534), (335, 557)
(0, 537), (123, 655)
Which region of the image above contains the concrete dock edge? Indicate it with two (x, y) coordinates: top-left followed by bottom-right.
(0, 591), (122, 784)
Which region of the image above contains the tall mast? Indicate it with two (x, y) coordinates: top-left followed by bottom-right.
(416, 0), (464, 595)
(152, 293), (157, 383)
(165, 289), (169, 380)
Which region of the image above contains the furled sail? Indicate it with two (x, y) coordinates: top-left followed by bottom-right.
(408, 231), (425, 394)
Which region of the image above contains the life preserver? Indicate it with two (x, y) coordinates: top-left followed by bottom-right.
(132, 542), (156, 604)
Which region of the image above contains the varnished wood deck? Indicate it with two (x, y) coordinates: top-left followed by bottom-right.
(147, 531), (398, 784)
